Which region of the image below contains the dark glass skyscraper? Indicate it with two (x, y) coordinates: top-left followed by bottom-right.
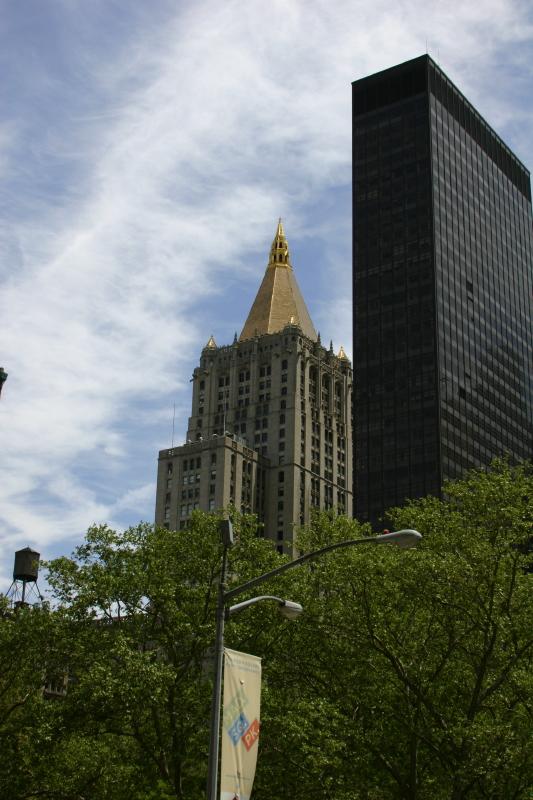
(352, 55), (533, 523)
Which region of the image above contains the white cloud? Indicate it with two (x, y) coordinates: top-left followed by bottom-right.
(0, 0), (531, 577)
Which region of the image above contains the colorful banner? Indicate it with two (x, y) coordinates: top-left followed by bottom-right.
(220, 648), (262, 800)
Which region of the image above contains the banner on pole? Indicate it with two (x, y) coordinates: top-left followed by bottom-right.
(220, 648), (262, 800)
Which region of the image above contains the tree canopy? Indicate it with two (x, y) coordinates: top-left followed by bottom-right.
(0, 461), (531, 799)
(258, 460), (533, 799)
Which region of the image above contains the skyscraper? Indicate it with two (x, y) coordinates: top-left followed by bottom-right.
(155, 221), (353, 550)
(352, 55), (533, 523)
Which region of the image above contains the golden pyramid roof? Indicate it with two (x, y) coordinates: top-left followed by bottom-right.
(337, 345), (349, 360)
(239, 220), (317, 342)
(205, 334), (217, 349)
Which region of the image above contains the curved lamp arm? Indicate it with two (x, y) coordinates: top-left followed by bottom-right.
(224, 529), (422, 603)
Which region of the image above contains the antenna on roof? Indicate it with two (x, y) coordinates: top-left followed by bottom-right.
(171, 402), (176, 448)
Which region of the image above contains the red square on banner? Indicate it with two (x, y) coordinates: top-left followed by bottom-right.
(242, 718), (260, 751)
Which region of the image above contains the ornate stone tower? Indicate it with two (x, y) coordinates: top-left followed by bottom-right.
(155, 221), (353, 552)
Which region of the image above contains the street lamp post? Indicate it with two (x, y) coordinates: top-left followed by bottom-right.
(206, 523), (422, 800)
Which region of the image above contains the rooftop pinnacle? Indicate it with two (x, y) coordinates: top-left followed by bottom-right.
(268, 218), (291, 268)
(239, 220), (317, 342)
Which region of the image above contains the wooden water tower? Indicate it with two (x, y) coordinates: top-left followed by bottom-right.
(6, 547), (43, 608)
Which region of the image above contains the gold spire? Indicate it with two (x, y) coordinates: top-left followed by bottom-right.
(268, 218), (291, 268)
(337, 345), (349, 360)
(239, 220), (317, 342)
(205, 334), (217, 349)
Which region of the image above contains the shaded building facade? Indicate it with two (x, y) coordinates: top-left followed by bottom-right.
(155, 222), (353, 550)
(352, 55), (533, 523)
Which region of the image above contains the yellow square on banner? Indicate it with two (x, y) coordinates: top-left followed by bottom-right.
(220, 648), (262, 800)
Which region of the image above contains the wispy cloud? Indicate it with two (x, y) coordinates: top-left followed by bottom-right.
(1, 0), (532, 576)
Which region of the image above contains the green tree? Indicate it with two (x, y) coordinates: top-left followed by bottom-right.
(2, 462), (531, 799)
(0, 598), (60, 798)
(39, 511), (287, 800)
(255, 461), (533, 799)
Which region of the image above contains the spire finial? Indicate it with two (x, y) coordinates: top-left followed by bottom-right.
(268, 218), (291, 269)
(205, 334), (217, 349)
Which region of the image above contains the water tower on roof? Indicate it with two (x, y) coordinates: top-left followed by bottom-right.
(5, 547), (43, 609)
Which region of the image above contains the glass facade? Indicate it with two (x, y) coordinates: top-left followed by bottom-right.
(352, 55), (533, 524)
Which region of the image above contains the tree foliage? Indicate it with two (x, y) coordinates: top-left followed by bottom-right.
(257, 461), (533, 799)
(0, 461), (531, 799)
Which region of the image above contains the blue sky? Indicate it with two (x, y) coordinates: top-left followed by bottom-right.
(1, 0), (532, 588)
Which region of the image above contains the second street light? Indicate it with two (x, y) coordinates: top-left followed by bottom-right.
(206, 522), (422, 800)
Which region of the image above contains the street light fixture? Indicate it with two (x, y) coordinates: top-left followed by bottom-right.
(227, 595), (304, 620)
(0, 367), (8, 398)
(206, 522), (422, 800)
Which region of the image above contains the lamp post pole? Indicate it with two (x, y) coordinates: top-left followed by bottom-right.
(206, 537), (229, 800)
(206, 526), (422, 800)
